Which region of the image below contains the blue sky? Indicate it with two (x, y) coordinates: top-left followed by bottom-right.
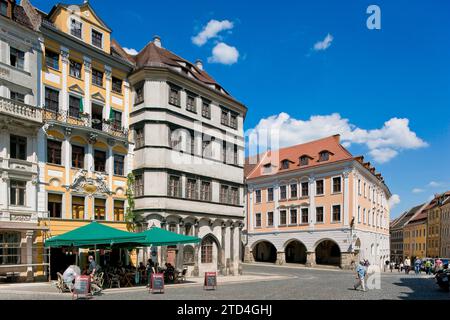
(33, 0), (450, 218)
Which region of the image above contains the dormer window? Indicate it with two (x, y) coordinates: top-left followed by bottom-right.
(319, 151), (330, 162)
(91, 29), (103, 48)
(299, 155), (311, 166)
(70, 19), (82, 39)
(280, 160), (290, 170)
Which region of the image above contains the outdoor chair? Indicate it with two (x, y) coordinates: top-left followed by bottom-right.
(109, 273), (121, 288)
(56, 272), (71, 293)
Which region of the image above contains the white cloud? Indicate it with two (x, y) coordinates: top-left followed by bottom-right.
(428, 181), (444, 188)
(313, 33), (333, 51)
(246, 113), (427, 163)
(123, 47), (138, 55)
(192, 20), (234, 46)
(388, 194), (401, 209)
(208, 42), (239, 65)
(412, 188), (425, 194)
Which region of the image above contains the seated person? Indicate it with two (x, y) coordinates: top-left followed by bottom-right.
(62, 266), (78, 291)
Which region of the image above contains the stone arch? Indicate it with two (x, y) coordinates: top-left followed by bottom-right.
(315, 239), (341, 266)
(252, 240), (277, 263)
(284, 239), (307, 264)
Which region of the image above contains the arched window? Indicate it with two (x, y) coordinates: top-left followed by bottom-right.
(201, 237), (214, 263)
(183, 245), (195, 265)
(0, 232), (21, 265)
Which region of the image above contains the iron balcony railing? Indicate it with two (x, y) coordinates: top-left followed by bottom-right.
(43, 109), (129, 140)
(0, 97), (43, 123)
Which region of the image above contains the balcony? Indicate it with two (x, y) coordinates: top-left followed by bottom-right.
(43, 109), (129, 141)
(0, 97), (43, 124)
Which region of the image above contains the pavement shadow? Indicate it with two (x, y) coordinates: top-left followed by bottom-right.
(392, 276), (450, 300)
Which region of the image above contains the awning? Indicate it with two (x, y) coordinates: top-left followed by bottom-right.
(44, 221), (146, 248)
(136, 227), (201, 246)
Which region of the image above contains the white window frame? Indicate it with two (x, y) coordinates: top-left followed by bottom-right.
(279, 209), (287, 226)
(70, 18), (83, 40)
(266, 211), (274, 227)
(331, 204), (342, 223)
(300, 207), (309, 225)
(90, 26), (104, 49)
(279, 185), (287, 200)
(255, 189), (262, 203)
(331, 175), (342, 194)
(289, 208), (298, 225)
(300, 180), (309, 197)
(357, 206), (361, 223)
(255, 213), (262, 228)
(315, 179), (325, 196)
(289, 181), (298, 199)
(267, 187), (274, 202)
(315, 206), (325, 224)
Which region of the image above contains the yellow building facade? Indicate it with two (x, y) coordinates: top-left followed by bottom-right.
(403, 209), (427, 260)
(32, 2), (134, 278)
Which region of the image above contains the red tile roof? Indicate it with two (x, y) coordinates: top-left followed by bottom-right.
(246, 135), (354, 179)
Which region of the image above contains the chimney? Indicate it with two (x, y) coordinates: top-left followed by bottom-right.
(195, 59), (203, 71)
(153, 35), (162, 48)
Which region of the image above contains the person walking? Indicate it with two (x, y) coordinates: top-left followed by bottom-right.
(354, 260), (367, 292)
(399, 262), (404, 273)
(390, 261), (395, 272)
(414, 257), (422, 275)
(404, 257), (411, 274)
(425, 259), (432, 275)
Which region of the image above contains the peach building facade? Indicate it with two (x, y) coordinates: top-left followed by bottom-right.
(244, 135), (391, 269)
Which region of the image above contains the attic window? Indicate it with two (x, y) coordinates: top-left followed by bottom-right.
(91, 29), (103, 48)
(70, 19), (82, 39)
(280, 160), (290, 170)
(299, 156), (310, 166)
(319, 151), (330, 162)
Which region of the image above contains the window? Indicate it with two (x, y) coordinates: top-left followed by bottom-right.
(280, 210), (287, 225)
(316, 180), (324, 195)
(112, 77), (122, 94)
(357, 206), (361, 223)
(169, 87), (180, 106)
(135, 84), (144, 104)
(114, 200), (125, 221)
(94, 150), (106, 172)
(301, 208), (309, 224)
(135, 127), (144, 148)
(299, 156), (309, 166)
(332, 177), (342, 193)
(202, 100), (211, 119)
(332, 205), (341, 222)
(45, 50), (59, 70)
(218, 185), (228, 203)
(233, 145), (238, 165)
(358, 179), (361, 195)
(110, 110), (122, 130)
(290, 183), (298, 198)
(186, 95), (196, 113)
(94, 198), (106, 220)
(45, 87), (59, 112)
(364, 183), (366, 197)
(255, 213), (262, 228)
(267, 212), (274, 227)
(47, 140), (62, 165)
(280, 185), (287, 200)
(91, 29), (103, 48)
(230, 113), (238, 129)
(267, 188), (274, 202)
(168, 175), (181, 197)
(186, 178), (198, 200)
(114, 154), (125, 176)
(70, 19), (82, 38)
(255, 190), (261, 203)
(69, 96), (81, 118)
(10, 180), (26, 206)
(10, 47), (24, 70)
(201, 238), (213, 263)
(1, 1), (7, 16)
(134, 175), (144, 197)
(221, 109), (229, 126)
(200, 181), (212, 201)
(202, 135), (213, 159)
(69, 60), (82, 78)
(290, 209), (297, 225)
(319, 151), (330, 162)
(71, 196), (84, 219)
(48, 194), (62, 218)
(0, 232), (21, 265)
(316, 207), (324, 223)
(92, 69), (103, 87)
(281, 160), (290, 170)
(10, 91), (25, 103)
(301, 182), (309, 197)
(10, 135), (26, 160)
(71, 145), (85, 169)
